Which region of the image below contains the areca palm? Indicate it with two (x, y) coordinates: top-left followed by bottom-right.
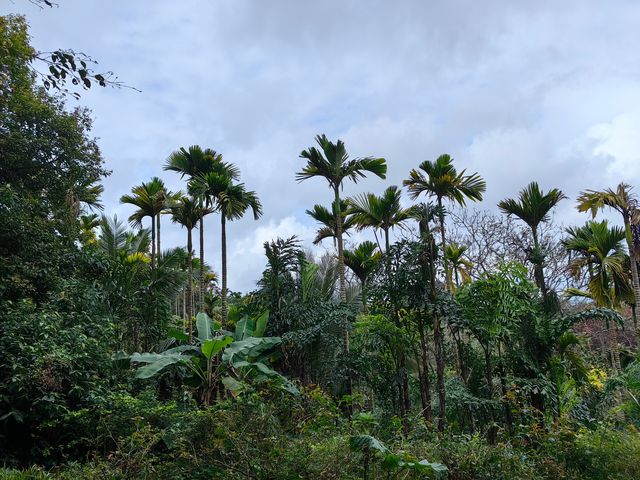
(165, 145), (238, 311)
(343, 241), (381, 311)
(404, 154), (485, 291)
(577, 183), (640, 323)
(306, 201), (355, 246)
(498, 182), (566, 296)
(563, 220), (632, 371)
(297, 134), (386, 368)
(347, 185), (413, 252)
(170, 196), (209, 336)
(120, 177), (168, 269)
(445, 243), (472, 291)
(192, 171), (262, 323)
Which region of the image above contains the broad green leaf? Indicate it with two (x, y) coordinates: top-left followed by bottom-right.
(222, 336), (281, 364)
(135, 355), (185, 379)
(201, 335), (233, 360)
(196, 312), (212, 341)
(168, 328), (189, 342)
(253, 310), (269, 338)
(234, 315), (255, 340)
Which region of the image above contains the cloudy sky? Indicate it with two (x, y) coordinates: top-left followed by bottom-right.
(4, 0), (640, 291)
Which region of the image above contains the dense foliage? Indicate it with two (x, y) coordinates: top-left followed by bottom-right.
(2, 13), (640, 479)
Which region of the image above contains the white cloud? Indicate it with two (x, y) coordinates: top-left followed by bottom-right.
(3, 0), (640, 290)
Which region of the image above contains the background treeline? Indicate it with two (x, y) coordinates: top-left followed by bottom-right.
(2, 13), (640, 480)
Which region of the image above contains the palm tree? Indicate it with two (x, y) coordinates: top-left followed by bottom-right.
(343, 241), (381, 311)
(120, 177), (168, 270)
(404, 154), (485, 291)
(347, 185), (413, 252)
(170, 196), (208, 336)
(79, 213), (101, 247)
(66, 179), (104, 220)
(408, 202), (444, 427)
(192, 170), (262, 323)
(165, 145), (236, 311)
(563, 220), (632, 371)
(306, 201), (355, 246)
(577, 183), (640, 323)
(445, 243), (472, 291)
(498, 182), (566, 297)
(297, 134), (386, 366)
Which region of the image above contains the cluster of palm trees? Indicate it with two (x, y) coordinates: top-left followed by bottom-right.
(115, 133), (639, 377)
(298, 133), (640, 424)
(119, 146), (262, 335)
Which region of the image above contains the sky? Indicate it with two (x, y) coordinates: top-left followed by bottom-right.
(4, 0), (640, 291)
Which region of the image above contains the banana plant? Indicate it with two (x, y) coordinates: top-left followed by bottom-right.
(126, 311), (297, 404)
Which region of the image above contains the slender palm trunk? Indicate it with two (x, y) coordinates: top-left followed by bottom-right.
(334, 187), (352, 411)
(531, 226), (547, 295)
(221, 214), (228, 324)
(151, 215), (156, 270)
(199, 216), (205, 312)
(426, 231), (446, 431)
(384, 227), (390, 253)
(187, 227), (193, 338)
(157, 213), (161, 258)
(437, 197), (449, 292)
(361, 279), (368, 313)
(623, 215), (640, 326)
(417, 312), (433, 424)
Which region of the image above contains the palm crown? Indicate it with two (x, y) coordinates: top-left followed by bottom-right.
(296, 134), (387, 189)
(498, 182), (567, 233)
(347, 185), (413, 250)
(404, 154), (486, 205)
(306, 201), (355, 245)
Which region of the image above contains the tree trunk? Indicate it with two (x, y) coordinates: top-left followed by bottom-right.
(187, 227), (193, 338)
(334, 187), (352, 412)
(199, 216), (205, 312)
(151, 214), (156, 270)
(623, 215), (640, 326)
(361, 279), (368, 313)
(433, 313), (446, 431)
(384, 227), (390, 253)
(221, 214), (228, 325)
(157, 213), (161, 258)
(417, 313), (433, 424)
(531, 226), (547, 295)
(437, 197), (449, 292)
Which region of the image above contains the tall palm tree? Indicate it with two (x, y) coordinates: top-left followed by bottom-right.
(306, 201), (355, 246)
(120, 177), (167, 270)
(170, 196), (208, 336)
(563, 220), (632, 371)
(165, 146), (236, 311)
(192, 170), (262, 323)
(577, 183), (640, 323)
(347, 185), (413, 252)
(404, 154), (485, 291)
(408, 202), (445, 428)
(445, 243), (473, 291)
(343, 241), (381, 312)
(297, 134), (386, 366)
(498, 182), (566, 296)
